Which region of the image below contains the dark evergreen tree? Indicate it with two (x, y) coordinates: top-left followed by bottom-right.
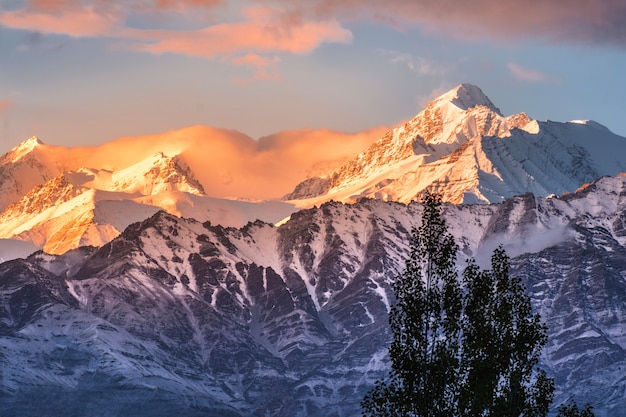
(556, 401), (595, 417)
(362, 191), (462, 416)
(459, 260), (500, 416)
(460, 248), (554, 416)
(362, 191), (555, 417)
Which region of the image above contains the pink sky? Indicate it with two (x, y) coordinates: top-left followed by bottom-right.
(1, 0), (625, 154)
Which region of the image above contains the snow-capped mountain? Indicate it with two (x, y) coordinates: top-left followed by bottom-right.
(2, 174), (626, 416)
(0, 141), (296, 256)
(0, 136), (69, 212)
(286, 83), (626, 206)
(4, 84), (626, 259)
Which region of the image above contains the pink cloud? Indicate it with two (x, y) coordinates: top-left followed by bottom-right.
(0, 1), (224, 38)
(125, 6), (352, 59)
(27, 0), (74, 12)
(0, 3), (122, 37)
(507, 63), (554, 82)
(1, 1), (623, 48)
(66, 125), (387, 200)
(0, 2), (351, 79)
(25, 0), (222, 12)
(289, 0), (626, 46)
(152, 0), (223, 9)
(230, 53), (281, 82)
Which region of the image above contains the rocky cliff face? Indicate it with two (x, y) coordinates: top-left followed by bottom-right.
(2, 174), (626, 416)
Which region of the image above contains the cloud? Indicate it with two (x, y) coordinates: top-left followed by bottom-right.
(507, 63), (555, 82)
(2, 0), (624, 52)
(229, 53), (281, 82)
(182, 126), (387, 199)
(288, 0), (626, 46)
(125, 6), (352, 59)
(23, 0), (221, 13)
(475, 224), (574, 268)
(150, 0), (223, 10)
(383, 50), (447, 76)
(63, 125), (387, 200)
(0, 2), (123, 37)
(0, 99), (14, 113)
(0, 2), (351, 79)
(416, 82), (453, 109)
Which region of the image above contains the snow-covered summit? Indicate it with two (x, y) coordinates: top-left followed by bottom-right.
(0, 146), (295, 255)
(7, 136), (44, 160)
(568, 119), (611, 132)
(0, 136), (66, 213)
(108, 152), (207, 196)
(286, 84), (626, 206)
(434, 83), (502, 114)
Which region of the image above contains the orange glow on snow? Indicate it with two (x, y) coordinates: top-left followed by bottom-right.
(56, 125), (387, 200)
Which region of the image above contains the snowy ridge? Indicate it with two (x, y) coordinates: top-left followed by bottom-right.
(286, 84), (626, 206)
(0, 147), (295, 256)
(436, 82), (502, 113)
(107, 152), (206, 196)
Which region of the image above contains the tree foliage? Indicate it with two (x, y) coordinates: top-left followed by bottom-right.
(556, 401), (595, 417)
(362, 191), (554, 417)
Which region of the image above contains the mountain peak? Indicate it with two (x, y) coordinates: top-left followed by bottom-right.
(110, 152), (206, 196)
(434, 83), (501, 114)
(285, 82), (626, 206)
(4, 136), (45, 163)
(22, 136), (44, 146)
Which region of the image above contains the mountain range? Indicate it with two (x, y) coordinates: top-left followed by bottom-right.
(2, 84), (626, 259)
(1, 84), (626, 416)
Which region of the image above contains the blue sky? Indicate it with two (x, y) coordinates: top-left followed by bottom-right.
(1, 0), (625, 154)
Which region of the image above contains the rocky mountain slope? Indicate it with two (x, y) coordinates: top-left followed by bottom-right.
(286, 84), (626, 206)
(3, 174), (626, 416)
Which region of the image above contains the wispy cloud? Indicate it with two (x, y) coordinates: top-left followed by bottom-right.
(416, 82), (453, 108)
(125, 6), (352, 58)
(0, 2), (123, 37)
(507, 63), (555, 82)
(230, 53), (281, 83)
(147, 0), (224, 11)
(383, 50), (447, 76)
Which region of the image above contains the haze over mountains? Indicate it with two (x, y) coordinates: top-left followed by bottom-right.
(0, 127), (382, 257)
(2, 84), (626, 259)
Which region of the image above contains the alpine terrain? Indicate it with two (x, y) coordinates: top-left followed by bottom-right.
(286, 84), (626, 206)
(1, 84), (626, 416)
(0, 140), (296, 259)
